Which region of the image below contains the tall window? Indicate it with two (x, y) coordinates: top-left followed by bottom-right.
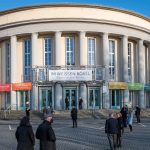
(44, 38), (53, 65)
(66, 37), (75, 65)
(24, 39), (31, 81)
(6, 42), (11, 83)
(109, 40), (115, 79)
(128, 42), (132, 81)
(88, 37), (95, 65)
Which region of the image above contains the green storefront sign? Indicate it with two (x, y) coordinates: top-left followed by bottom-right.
(144, 84), (150, 91)
(128, 83), (144, 90)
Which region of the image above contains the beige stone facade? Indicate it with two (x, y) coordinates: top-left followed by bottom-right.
(0, 4), (150, 110)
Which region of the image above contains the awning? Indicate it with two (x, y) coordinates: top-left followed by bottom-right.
(109, 82), (128, 89)
(128, 83), (144, 91)
(12, 82), (32, 91)
(0, 84), (11, 92)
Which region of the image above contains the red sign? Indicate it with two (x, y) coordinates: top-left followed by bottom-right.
(12, 82), (32, 91)
(0, 84), (11, 92)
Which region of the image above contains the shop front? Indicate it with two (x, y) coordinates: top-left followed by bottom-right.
(109, 82), (128, 109)
(144, 84), (150, 108)
(0, 84), (11, 109)
(12, 82), (32, 110)
(128, 83), (144, 107)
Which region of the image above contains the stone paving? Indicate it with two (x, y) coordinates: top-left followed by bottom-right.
(0, 117), (150, 150)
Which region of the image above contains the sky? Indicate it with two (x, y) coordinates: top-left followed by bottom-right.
(0, 0), (150, 18)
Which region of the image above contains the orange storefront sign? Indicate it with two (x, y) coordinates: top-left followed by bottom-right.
(12, 82), (32, 91)
(0, 84), (11, 92)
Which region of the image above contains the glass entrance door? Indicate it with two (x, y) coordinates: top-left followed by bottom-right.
(111, 90), (122, 109)
(65, 89), (77, 110)
(17, 91), (30, 110)
(40, 87), (52, 110)
(88, 88), (100, 109)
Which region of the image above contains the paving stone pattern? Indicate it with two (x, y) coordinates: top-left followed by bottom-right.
(0, 118), (150, 150)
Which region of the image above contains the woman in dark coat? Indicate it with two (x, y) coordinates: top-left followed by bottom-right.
(71, 106), (78, 128)
(15, 116), (35, 150)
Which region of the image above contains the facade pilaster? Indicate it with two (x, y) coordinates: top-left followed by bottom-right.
(55, 31), (64, 66)
(138, 39), (145, 108)
(122, 35), (129, 105)
(10, 35), (17, 109)
(102, 32), (110, 108)
(55, 83), (63, 110)
(79, 31), (87, 65)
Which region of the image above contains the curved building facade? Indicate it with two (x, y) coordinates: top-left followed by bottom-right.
(0, 4), (150, 110)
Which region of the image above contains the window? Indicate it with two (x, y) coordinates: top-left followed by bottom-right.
(44, 38), (53, 65)
(88, 37), (95, 65)
(128, 42), (133, 81)
(24, 39), (31, 81)
(109, 40), (115, 79)
(6, 42), (11, 83)
(66, 37), (75, 65)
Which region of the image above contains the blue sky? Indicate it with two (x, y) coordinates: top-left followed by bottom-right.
(0, 0), (150, 18)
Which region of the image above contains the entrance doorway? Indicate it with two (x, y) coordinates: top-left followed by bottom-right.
(88, 88), (101, 109)
(39, 87), (52, 110)
(65, 89), (77, 110)
(110, 90), (122, 109)
(17, 91), (30, 110)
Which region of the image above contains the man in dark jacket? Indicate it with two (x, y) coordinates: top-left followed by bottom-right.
(36, 114), (56, 150)
(105, 113), (118, 150)
(71, 106), (78, 128)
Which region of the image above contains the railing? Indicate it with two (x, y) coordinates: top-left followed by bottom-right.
(30, 65), (106, 84)
(0, 104), (17, 119)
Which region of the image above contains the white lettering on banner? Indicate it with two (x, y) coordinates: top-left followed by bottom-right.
(49, 70), (92, 81)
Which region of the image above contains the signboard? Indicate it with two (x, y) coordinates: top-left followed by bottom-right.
(128, 83), (144, 90)
(12, 82), (32, 91)
(49, 70), (92, 81)
(144, 84), (150, 91)
(0, 84), (11, 92)
(109, 82), (128, 89)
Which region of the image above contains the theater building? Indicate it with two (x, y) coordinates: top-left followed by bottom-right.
(0, 4), (150, 110)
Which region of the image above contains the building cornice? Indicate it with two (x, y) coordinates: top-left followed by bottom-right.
(0, 3), (150, 23)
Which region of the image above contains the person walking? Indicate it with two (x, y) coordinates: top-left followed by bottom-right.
(116, 112), (124, 148)
(71, 106), (78, 128)
(105, 113), (118, 150)
(15, 116), (35, 150)
(135, 105), (141, 123)
(120, 105), (128, 128)
(36, 113), (56, 150)
(128, 108), (134, 132)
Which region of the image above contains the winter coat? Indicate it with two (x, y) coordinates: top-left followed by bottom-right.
(36, 120), (56, 150)
(128, 111), (134, 125)
(105, 118), (118, 134)
(15, 125), (35, 150)
(117, 117), (124, 137)
(71, 108), (77, 120)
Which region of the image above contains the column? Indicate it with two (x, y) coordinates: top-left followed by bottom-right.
(102, 33), (110, 108)
(55, 83), (63, 110)
(32, 86), (38, 110)
(79, 84), (87, 109)
(122, 35), (129, 105)
(31, 33), (38, 67)
(148, 44), (150, 83)
(79, 31), (87, 65)
(11, 35), (17, 109)
(138, 39), (145, 108)
(55, 31), (63, 66)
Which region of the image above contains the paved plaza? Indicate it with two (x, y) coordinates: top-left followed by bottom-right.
(0, 117), (150, 150)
